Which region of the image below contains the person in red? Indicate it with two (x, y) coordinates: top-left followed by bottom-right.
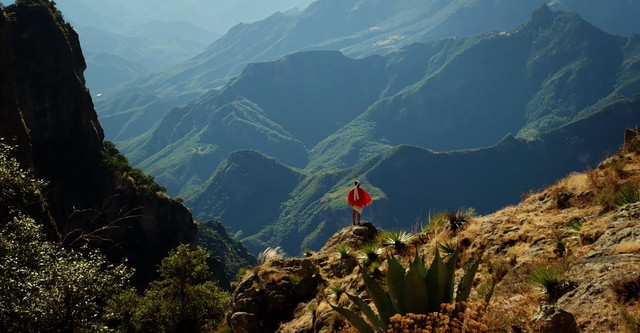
(347, 180), (372, 226)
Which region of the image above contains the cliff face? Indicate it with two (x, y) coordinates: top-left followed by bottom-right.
(0, 1), (196, 285)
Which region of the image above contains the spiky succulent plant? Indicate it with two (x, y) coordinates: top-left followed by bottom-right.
(332, 247), (485, 333)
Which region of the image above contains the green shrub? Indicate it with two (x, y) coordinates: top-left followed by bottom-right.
(422, 208), (475, 233)
(235, 267), (251, 281)
(358, 243), (382, 266)
(528, 264), (576, 302)
(102, 141), (166, 196)
(423, 211), (448, 232)
(0, 142), (47, 219)
(328, 283), (347, 303)
(444, 207), (476, 232)
(105, 245), (231, 333)
(529, 265), (562, 295)
(614, 183), (640, 207)
(0, 142), (131, 331)
(0, 215), (131, 332)
(437, 240), (457, 255)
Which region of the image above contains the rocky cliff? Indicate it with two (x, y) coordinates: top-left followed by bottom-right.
(0, 0), (196, 286)
(228, 135), (640, 332)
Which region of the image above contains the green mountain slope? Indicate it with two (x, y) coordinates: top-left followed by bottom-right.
(131, 50), (389, 196)
(184, 150), (307, 253)
(130, 6), (640, 198)
(97, 0), (554, 142)
(309, 6), (636, 171)
(97, 0), (640, 143)
(204, 96), (639, 255)
(131, 94), (308, 196)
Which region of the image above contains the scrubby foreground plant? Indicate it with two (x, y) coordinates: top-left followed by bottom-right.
(0, 142), (230, 333)
(0, 214), (131, 332)
(0, 142), (131, 332)
(332, 247), (489, 332)
(105, 245), (230, 333)
(387, 299), (492, 333)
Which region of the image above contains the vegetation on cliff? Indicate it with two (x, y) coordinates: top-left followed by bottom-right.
(0, 141), (232, 332)
(102, 140), (167, 196)
(0, 141), (129, 331)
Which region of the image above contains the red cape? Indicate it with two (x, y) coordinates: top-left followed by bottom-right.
(348, 187), (372, 207)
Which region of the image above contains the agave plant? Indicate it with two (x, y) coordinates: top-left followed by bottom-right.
(380, 230), (414, 253)
(332, 247), (485, 333)
(328, 283), (347, 303)
(358, 243), (382, 266)
(335, 243), (355, 260)
(615, 183), (640, 207)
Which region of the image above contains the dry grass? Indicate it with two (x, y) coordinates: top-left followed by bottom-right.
(610, 241), (640, 255)
(257, 246), (285, 265)
(386, 300), (496, 333)
(620, 305), (640, 333)
(584, 154), (639, 210)
(269, 150), (640, 333)
(611, 274), (640, 303)
(610, 273), (640, 333)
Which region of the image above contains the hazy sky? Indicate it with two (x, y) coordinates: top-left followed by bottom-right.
(54, 0), (315, 35)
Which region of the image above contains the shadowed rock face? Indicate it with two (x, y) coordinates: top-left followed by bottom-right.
(0, 1), (196, 286)
(228, 224), (378, 333)
(230, 257), (323, 332)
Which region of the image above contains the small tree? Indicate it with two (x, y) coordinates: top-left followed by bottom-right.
(106, 244), (231, 333)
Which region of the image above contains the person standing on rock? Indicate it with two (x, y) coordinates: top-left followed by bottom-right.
(348, 180), (372, 226)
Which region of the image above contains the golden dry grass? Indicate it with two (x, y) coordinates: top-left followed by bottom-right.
(248, 150), (640, 333)
(611, 241), (640, 255)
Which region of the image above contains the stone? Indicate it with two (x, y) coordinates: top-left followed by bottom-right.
(536, 306), (578, 333)
(230, 312), (262, 333)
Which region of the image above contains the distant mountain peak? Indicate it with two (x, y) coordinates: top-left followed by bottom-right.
(531, 3), (554, 21)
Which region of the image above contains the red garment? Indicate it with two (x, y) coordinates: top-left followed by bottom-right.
(348, 187), (372, 207)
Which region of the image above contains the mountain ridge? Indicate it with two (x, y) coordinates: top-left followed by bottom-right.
(96, 0), (640, 143)
(128, 7), (640, 201)
(95, 0), (548, 142)
(186, 95), (639, 255)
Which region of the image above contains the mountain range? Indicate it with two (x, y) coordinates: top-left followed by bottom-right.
(186, 96), (639, 255)
(96, 0), (640, 143)
(86, 2), (640, 255)
(52, 0), (313, 94)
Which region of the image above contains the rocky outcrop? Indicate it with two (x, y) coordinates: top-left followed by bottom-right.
(229, 257), (323, 332)
(229, 147), (640, 332)
(228, 224), (378, 333)
(0, 1), (196, 286)
(534, 305), (579, 333)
